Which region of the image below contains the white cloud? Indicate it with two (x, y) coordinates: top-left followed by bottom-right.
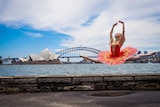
(0, 0), (160, 51)
(25, 32), (43, 38)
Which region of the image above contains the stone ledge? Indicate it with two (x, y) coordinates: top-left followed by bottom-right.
(38, 77), (71, 83)
(104, 76), (134, 81)
(0, 74), (160, 93)
(73, 77), (102, 83)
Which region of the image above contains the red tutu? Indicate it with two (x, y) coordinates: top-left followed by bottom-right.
(98, 46), (137, 65)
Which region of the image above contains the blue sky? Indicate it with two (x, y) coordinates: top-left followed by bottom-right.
(0, 0), (160, 58)
(0, 24), (69, 57)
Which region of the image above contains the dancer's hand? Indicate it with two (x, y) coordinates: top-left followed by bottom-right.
(119, 20), (124, 24)
(113, 22), (118, 27)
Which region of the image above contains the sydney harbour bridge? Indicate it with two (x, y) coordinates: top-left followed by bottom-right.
(55, 47), (101, 62)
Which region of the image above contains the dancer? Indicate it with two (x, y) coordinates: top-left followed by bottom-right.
(80, 21), (154, 65)
(80, 52), (155, 64)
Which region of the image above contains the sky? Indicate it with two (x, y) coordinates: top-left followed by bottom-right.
(0, 0), (160, 58)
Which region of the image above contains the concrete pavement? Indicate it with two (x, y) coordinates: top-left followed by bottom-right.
(0, 91), (160, 107)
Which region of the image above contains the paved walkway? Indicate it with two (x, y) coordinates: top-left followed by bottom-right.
(0, 91), (160, 107)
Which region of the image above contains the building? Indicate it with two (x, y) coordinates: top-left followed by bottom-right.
(1, 58), (20, 65)
(19, 48), (59, 62)
(12, 48), (60, 64)
(0, 56), (2, 64)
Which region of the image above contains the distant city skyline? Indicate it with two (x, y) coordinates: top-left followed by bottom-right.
(0, 0), (160, 58)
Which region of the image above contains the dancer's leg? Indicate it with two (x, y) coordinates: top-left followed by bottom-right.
(127, 52), (155, 61)
(80, 55), (101, 63)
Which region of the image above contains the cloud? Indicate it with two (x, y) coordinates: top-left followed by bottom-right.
(60, 0), (160, 51)
(0, 0), (160, 51)
(25, 32), (43, 38)
(0, 0), (106, 29)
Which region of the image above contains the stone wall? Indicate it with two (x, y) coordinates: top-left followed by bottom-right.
(0, 74), (160, 93)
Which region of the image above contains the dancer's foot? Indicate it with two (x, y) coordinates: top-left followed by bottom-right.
(80, 55), (89, 61)
(150, 52), (156, 55)
(147, 52), (156, 56)
(80, 55), (100, 63)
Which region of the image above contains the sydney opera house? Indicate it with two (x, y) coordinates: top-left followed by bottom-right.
(13, 48), (60, 64)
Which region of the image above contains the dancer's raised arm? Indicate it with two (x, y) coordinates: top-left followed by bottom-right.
(110, 22), (118, 44)
(119, 20), (125, 44)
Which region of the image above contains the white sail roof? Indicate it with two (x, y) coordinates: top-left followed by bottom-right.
(39, 48), (50, 61)
(26, 48), (59, 62)
(19, 57), (29, 62)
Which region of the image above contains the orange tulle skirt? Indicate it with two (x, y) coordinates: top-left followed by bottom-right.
(98, 46), (137, 65)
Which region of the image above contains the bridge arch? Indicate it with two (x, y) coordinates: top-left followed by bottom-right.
(55, 47), (101, 58)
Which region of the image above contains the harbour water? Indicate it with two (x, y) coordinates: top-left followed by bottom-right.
(0, 63), (160, 76)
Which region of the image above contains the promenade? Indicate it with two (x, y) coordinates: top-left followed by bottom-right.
(0, 90), (160, 107)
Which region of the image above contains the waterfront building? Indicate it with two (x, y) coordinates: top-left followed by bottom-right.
(2, 58), (13, 64)
(144, 51), (148, 54)
(20, 48), (59, 62)
(150, 51), (160, 63)
(137, 51), (141, 54)
(0, 56), (2, 64)
(10, 48), (61, 64)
